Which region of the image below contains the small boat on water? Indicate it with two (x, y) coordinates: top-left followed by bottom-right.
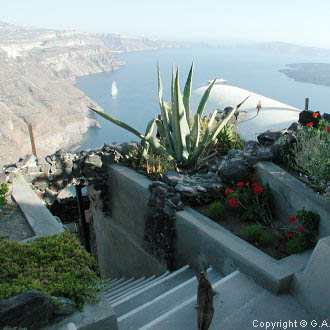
(111, 81), (118, 97)
(208, 78), (228, 85)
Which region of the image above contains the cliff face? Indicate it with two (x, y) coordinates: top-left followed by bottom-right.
(0, 23), (178, 167)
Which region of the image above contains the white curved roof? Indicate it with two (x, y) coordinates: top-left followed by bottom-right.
(192, 84), (301, 141)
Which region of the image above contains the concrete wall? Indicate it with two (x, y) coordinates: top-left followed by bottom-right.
(255, 162), (330, 238)
(292, 236), (330, 319)
(174, 207), (309, 293)
(88, 165), (166, 279)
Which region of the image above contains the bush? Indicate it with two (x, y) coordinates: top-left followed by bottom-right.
(258, 231), (272, 247)
(243, 224), (272, 247)
(0, 232), (105, 309)
(243, 224), (262, 242)
(288, 119), (330, 193)
(207, 201), (225, 221)
(287, 237), (304, 255)
(0, 183), (9, 215)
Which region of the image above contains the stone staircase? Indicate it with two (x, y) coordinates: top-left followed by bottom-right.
(105, 265), (318, 330)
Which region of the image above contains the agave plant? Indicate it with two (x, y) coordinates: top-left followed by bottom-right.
(89, 63), (248, 169)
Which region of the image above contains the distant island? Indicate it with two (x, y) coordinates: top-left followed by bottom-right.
(279, 63), (330, 87)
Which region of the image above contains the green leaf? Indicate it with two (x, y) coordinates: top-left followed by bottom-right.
(190, 113), (201, 154)
(183, 62), (194, 126)
(174, 68), (190, 160)
(88, 107), (143, 139)
(157, 62), (163, 106)
(196, 78), (216, 117)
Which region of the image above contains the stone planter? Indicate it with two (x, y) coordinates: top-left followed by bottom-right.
(174, 162), (330, 294)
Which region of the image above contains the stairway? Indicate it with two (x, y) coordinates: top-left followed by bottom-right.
(105, 265), (317, 330)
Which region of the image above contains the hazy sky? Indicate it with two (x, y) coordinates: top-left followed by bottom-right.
(2, 0), (330, 47)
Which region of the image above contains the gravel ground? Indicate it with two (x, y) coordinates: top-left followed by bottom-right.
(0, 198), (35, 241)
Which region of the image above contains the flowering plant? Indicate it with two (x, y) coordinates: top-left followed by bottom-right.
(281, 208), (320, 254)
(224, 178), (273, 225)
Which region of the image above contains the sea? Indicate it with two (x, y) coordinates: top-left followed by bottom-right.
(76, 47), (330, 150)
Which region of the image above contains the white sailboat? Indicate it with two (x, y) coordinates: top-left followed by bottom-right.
(111, 81), (118, 97)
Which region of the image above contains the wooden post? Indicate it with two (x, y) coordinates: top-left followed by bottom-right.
(28, 123), (37, 157)
(75, 185), (91, 253)
(304, 98), (309, 111)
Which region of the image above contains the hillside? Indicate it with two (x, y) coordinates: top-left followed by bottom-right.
(0, 22), (178, 167)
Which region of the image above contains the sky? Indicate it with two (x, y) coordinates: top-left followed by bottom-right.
(1, 0), (330, 47)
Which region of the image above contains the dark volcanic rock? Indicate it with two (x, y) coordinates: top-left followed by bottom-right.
(257, 130), (282, 145)
(0, 290), (55, 329)
(163, 171), (184, 186)
(217, 159), (252, 183)
(51, 296), (76, 316)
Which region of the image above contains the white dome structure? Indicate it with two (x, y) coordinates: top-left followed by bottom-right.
(192, 83), (301, 141)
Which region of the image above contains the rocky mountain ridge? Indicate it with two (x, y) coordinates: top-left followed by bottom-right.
(0, 22), (179, 167)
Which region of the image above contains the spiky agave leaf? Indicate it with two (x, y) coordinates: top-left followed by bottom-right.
(89, 107), (143, 139)
(173, 68), (191, 161)
(180, 96), (250, 168)
(183, 62), (194, 126)
(189, 113), (201, 154)
(196, 79), (216, 117)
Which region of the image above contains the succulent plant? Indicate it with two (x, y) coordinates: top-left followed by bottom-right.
(89, 63), (248, 169)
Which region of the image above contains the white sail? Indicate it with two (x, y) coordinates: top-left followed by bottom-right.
(111, 81), (118, 97)
(208, 78), (227, 85)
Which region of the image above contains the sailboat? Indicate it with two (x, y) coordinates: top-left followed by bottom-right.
(111, 81), (118, 97)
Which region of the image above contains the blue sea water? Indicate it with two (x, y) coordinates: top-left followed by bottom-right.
(76, 47), (330, 150)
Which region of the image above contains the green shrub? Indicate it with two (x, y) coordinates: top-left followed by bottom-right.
(288, 119), (330, 193)
(287, 237), (304, 255)
(0, 232), (105, 309)
(243, 224), (262, 242)
(258, 230), (272, 247)
(0, 183), (9, 215)
(207, 201), (225, 221)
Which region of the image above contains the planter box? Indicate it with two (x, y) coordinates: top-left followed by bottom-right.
(255, 162), (330, 238)
(174, 161), (330, 293)
(174, 207), (310, 294)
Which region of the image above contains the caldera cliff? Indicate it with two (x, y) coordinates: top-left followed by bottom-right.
(0, 22), (178, 167)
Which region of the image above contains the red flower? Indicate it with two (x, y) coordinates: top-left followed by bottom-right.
(306, 122), (313, 127)
(228, 198), (238, 208)
(288, 232), (295, 240)
(236, 182), (245, 187)
(326, 127), (330, 132)
(251, 177), (256, 183)
(224, 188), (235, 196)
(297, 225), (304, 233)
(312, 112), (319, 118)
(288, 215), (296, 223)
(253, 184), (263, 194)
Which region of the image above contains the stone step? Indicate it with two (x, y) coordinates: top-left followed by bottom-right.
(138, 270), (263, 330)
(113, 266), (192, 317)
(110, 273), (170, 305)
(118, 268), (222, 330)
(107, 276), (156, 303)
(107, 278), (134, 292)
(12, 175), (64, 236)
(220, 290), (317, 330)
(106, 277), (146, 299)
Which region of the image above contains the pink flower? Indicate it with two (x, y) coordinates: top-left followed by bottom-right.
(236, 182), (245, 188)
(224, 188), (235, 196)
(288, 232), (295, 240)
(312, 112), (319, 118)
(228, 198), (238, 208)
(288, 215), (296, 223)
